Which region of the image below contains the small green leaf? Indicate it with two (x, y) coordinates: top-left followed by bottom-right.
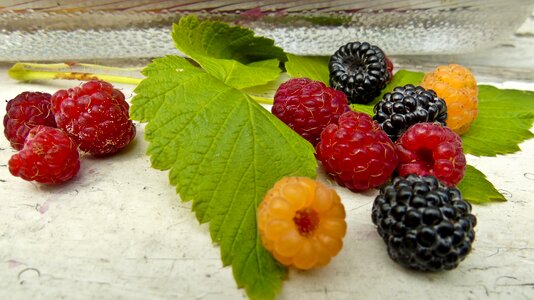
(173, 15), (286, 64)
(350, 70), (425, 116)
(171, 16), (284, 90)
(285, 54), (330, 83)
(350, 103), (375, 115)
(462, 85), (534, 156)
(457, 165), (506, 204)
(131, 56), (317, 300)
(195, 56), (282, 90)
(130, 55), (199, 123)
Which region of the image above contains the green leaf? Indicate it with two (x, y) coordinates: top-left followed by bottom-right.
(457, 165), (506, 204)
(170, 15), (284, 90)
(351, 70), (424, 115)
(285, 54), (330, 83)
(462, 85), (534, 156)
(193, 56), (282, 90)
(130, 56), (317, 300)
(241, 73), (291, 102)
(173, 15), (286, 64)
(350, 103), (375, 116)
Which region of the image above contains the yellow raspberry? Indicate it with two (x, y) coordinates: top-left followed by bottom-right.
(421, 64), (478, 135)
(258, 177), (346, 270)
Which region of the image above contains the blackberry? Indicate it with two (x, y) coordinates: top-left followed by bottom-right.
(329, 42), (391, 104)
(373, 84), (447, 142)
(371, 174), (476, 271)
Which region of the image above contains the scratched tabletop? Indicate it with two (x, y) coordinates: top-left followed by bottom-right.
(0, 68), (533, 299)
(2, 13), (534, 299)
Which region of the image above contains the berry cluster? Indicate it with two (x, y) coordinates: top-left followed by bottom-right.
(3, 80), (136, 184)
(264, 41), (477, 272)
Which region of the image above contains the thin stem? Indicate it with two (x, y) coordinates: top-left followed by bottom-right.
(8, 62), (143, 85)
(7, 62), (276, 105)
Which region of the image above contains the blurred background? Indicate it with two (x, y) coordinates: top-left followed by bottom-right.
(1, 0), (533, 80)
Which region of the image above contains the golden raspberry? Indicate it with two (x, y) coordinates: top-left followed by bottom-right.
(421, 64), (478, 135)
(258, 177), (346, 270)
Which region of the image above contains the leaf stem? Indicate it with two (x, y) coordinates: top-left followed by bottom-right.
(7, 62), (276, 105)
(8, 62), (143, 85)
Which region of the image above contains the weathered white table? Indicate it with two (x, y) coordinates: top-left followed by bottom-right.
(1, 11), (534, 298)
(0, 66), (533, 299)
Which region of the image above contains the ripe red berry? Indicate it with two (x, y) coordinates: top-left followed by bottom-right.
(3, 91), (56, 150)
(272, 77), (349, 145)
(8, 126), (80, 184)
(51, 80), (136, 156)
(395, 122), (466, 186)
(316, 111), (398, 192)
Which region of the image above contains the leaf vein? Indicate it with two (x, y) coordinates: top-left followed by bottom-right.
(154, 86), (230, 165)
(193, 100), (244, 222)
(212, 124), (253, 239)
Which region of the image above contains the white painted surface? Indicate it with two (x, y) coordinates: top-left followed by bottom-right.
(0, 66), (533, 300)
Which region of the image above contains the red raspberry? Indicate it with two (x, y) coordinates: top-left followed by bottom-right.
(8, 126), (80, 184)
(3, 92), (56, 150)
(316, 111), (398, 192)
(395, 122), (466, 186)
(272, 78), (349, 145)
(51, 80), (135, 156)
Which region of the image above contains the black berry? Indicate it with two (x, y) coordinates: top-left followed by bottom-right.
(329, 42), (391, 104)
(373, 84), (447, 142)
(372, 174), (476, 271)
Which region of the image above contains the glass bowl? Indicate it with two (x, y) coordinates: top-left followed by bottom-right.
(0, 0), (533, 61)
